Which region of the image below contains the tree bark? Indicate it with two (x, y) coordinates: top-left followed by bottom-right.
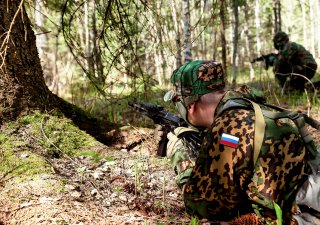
(232, 0), (239, 84)
(182, 0), (192, 63)
(316, 0), (320, 58)
(0, 1), (53, 119)
(308, 0), (315, 56)
(255, 0), (261, 56)
(219, 0), (227, 74)
(171, 0), (182, 68)
(299, 0), (307, 48)
(0, 1), (113, 144)
(273, 0), (281, 33)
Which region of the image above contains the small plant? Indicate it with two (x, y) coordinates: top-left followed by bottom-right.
(112, 186), (123, 193)
(79, 150), (102, 163)
(76, 166), (87, 183)
(189, 217), (199, 225)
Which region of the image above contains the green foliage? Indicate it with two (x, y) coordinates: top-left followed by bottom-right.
(273, 201), (283, 225)
(189, 217), (200, 225)
(80, 150), (115, 164)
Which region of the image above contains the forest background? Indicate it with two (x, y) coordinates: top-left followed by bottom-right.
(30, 0), (320, 123)
(1, 0), (320, 224)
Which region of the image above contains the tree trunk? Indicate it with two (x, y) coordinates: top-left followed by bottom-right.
(182, 0), (192, 63)
(273, 0), (281, 33)
(92, 0), (104, 84)
(244, 3), (255, 80)
(255, 0), (261, 56)
(155, 1), (167, 85)
(171, 0), (182, 68)
(219, 0), (227, 74)
(0, 1), (53, 119)
(212, 26), (217, 60)
(299, 0), (307, 48)
(85, 0), (91, 76)
(316, 0), (320, 58)
(232, 0), (239, 85)
(308, 0), (315, 56)
(0, 1), (113, 144)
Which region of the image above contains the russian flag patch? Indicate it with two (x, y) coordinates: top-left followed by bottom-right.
(220, 133), (239, 148)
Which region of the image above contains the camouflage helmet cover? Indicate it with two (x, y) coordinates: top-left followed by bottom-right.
(168, 60), (226, 100)
(273, 31), (289, 49)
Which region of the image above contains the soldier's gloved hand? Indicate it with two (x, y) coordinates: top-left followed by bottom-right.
(166, 126), (199, 158)
(153, 124), (164, 142)
(166, 131), (185, 159)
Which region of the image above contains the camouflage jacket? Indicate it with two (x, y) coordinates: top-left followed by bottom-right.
(183, 85), (310, 224)
(273, 41), (317, 74)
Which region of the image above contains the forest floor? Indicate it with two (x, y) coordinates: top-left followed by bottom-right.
(1, 88), (320, 225)
(0, 122), (200, 225)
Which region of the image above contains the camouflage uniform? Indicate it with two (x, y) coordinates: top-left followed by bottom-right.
(165, 60), (226, 187)
(273, 31), (317, 91)
(165, 60), (311, 224)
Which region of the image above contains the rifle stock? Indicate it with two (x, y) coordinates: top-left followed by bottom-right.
(128, 101), (203, 157)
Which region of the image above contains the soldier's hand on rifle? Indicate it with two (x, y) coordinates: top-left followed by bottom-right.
(154, 124), (164, 143)
(166, 127), (199, 158)
(167, 130), (186, 158)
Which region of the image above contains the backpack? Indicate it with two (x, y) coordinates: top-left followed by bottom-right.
(217, 96), (320, 224)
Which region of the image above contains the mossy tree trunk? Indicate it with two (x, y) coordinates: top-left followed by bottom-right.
(0, 1), (113, 144)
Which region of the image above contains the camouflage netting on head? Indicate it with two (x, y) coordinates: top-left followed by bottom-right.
(273, 31), (289, 49)
(170, 60), (225, 97)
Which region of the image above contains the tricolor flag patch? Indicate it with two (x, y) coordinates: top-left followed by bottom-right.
(220, 133), (239, 148)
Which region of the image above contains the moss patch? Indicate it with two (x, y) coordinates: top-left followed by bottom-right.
(0, 132), (49, 177)
(18, 111), (100, 157)
(0, 110), (101, 180)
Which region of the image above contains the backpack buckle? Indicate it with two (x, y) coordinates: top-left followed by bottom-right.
(288, 112), (299, 120)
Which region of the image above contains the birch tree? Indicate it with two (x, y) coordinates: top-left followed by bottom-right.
(182, 0), (192, 63)
(299, 0), (307, 48)
(309, 0), (315, 56)
(244, 2), (255, 80)
(171, 0), (182, 68)
(255, 0), (261, 56)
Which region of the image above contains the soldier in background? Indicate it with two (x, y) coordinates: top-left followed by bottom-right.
(272, 31), (317, 91)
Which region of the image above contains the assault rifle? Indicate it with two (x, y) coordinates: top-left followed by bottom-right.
(251, 53), (278, 70)
(128, 101), (204, 157)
